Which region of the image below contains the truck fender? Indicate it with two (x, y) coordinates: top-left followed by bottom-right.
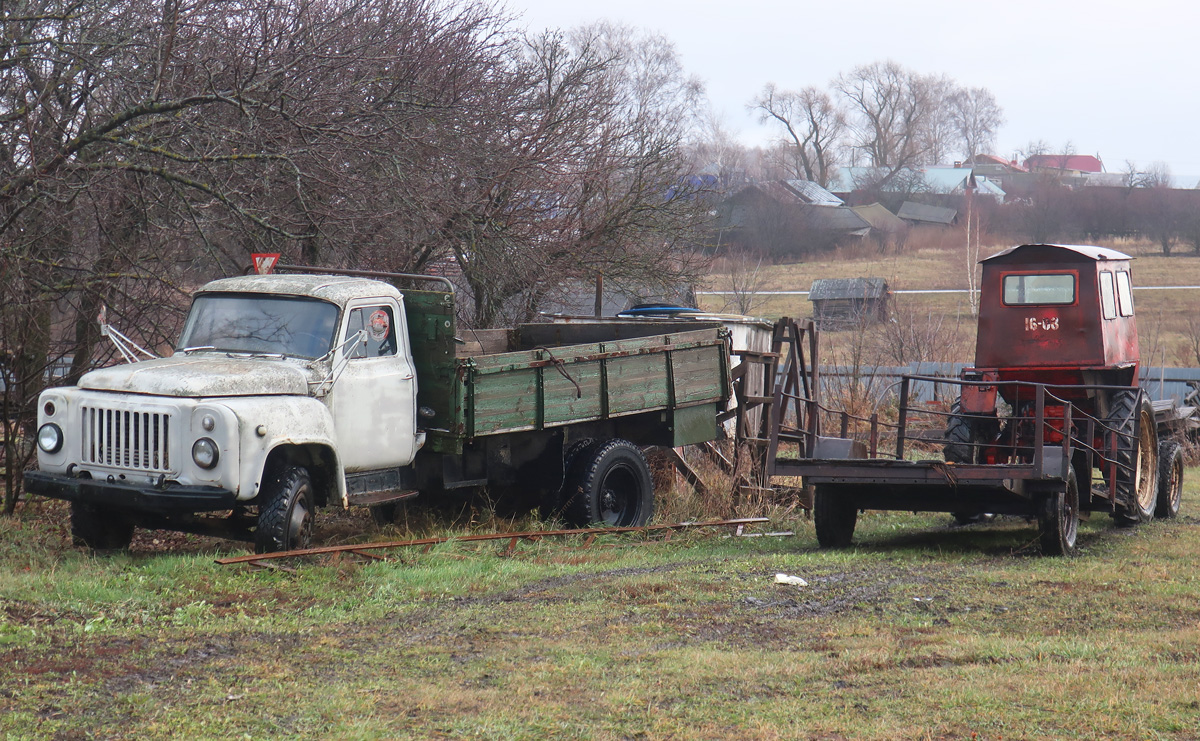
(219, 396), (347, 507)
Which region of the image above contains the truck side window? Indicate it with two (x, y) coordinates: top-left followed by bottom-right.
(345, 305), (397, 358)
(1099, 272), (1117, 320)
(1115, 271), (1134, 317)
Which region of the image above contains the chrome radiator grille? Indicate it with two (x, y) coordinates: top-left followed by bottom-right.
(80, 406), (174, 473)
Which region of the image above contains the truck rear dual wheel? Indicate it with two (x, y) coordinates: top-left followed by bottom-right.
(1038, 470), (1079, 556)
(813, 485), (858, 548)
(255, 465), (315, 553)
(70, 502), (135, 550)
(1156, 439), (1184, 519)
(561, 439), (654, 528)
(1106, 391), (1158, 527)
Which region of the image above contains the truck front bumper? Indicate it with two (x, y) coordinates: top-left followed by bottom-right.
(24, 471), (238, 514)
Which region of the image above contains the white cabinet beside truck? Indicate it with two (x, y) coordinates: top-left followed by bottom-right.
(27, 269), (732, 552)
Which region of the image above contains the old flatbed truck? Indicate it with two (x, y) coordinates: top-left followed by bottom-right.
(770, 244), (1184, 555)
(25, 267), (731, 552)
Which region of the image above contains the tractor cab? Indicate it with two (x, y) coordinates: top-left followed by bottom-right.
(971, 244), (1139, 392)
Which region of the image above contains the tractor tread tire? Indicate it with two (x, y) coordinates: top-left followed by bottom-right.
(1107, 390), (1157, 527)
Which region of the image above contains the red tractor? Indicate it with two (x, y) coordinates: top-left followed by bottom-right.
(946, 244), (1181, 537)
(767, 243), (1185, 555)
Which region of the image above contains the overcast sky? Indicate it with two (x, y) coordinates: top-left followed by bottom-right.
(511, 0), (1200, 178)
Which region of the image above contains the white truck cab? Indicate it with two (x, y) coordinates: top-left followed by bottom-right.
(28, 274), (423, 552)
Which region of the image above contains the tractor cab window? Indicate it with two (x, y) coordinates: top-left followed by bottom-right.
(1116, 271), (1134, 317)
(344, 305), (398, 358)
(1099, 272), (1117, 319)
(1002, 273), (1075, 305)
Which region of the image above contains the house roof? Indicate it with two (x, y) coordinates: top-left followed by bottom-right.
(782, 179), (843, 206)
(803, 204), (871, 233)
(808, 277), (889, 301)
(851, 203), (907, 233)
(897, 201), (958, 225)
(1023, 154), (1103, 173)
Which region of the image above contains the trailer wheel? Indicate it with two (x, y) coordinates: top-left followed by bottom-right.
(1107, 391), (1158, 527)
(70, 502), (134, 550)
(1155, 439), (1184, 519)
(561, 439), (653, 528)
(813, 485), (857, 548)
(255, 465), (315, 553)
(1038, 469), (1079, 556)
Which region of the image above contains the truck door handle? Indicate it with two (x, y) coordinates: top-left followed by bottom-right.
(401, 374), (414, 380)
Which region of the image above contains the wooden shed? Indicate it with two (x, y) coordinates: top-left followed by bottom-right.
(808, 277), (890, 328)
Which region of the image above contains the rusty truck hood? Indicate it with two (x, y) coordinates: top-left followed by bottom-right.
(79, 355), (316, 397)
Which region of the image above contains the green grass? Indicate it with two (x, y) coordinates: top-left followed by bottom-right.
(4, 477), (1200, 740)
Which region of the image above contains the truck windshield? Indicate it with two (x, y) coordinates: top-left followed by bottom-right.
(1002, 273), (1075, 305)
(177, 294), (339, 359)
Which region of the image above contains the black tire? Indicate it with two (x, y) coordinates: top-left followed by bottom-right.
(1155, 439), (1184, 519)
(813, 485), (857, 548)
(561, 439), (654, 528)
(1106, 391), (1158, 527)
(1038, 469), (1079, 556)
(70, 502), (134, 550)
(541, 437), (595, 521)
(255, 465), (315, 553)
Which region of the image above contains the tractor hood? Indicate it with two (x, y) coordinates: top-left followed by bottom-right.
(79, 355), (315, 398)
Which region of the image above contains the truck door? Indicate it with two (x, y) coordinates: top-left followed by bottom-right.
(330, 297), (419, 471)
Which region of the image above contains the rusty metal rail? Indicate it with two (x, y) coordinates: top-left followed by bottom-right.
(215, 517), (773, 567)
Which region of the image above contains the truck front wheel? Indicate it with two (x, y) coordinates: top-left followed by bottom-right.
(255, 465), (315, 553)
(70, 502), (134, 550)
(561, 439), (654, 528)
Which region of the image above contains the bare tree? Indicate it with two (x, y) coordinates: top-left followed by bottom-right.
(948, 87), (1004, 160)
(751, 83), (845, 187)
(716, 250), (767, 315)
(834, 61), (937, 182)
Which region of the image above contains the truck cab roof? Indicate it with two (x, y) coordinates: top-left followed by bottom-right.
(199, 274), (403, 306)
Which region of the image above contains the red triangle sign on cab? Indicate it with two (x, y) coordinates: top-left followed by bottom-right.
(252, 253), (280, 275)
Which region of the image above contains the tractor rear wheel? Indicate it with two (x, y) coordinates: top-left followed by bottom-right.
(1106, 391), (1158, 527)
(1155, 439), (1184, 519)
(1038, 469), (1079, 556)
(813, 485), (858, 548)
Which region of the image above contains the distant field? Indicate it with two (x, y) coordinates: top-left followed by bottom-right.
(701, 237), (1200, 366)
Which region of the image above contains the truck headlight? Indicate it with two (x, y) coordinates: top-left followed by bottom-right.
(37, 423), (63, 454)
(192, 438), (219, 469)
